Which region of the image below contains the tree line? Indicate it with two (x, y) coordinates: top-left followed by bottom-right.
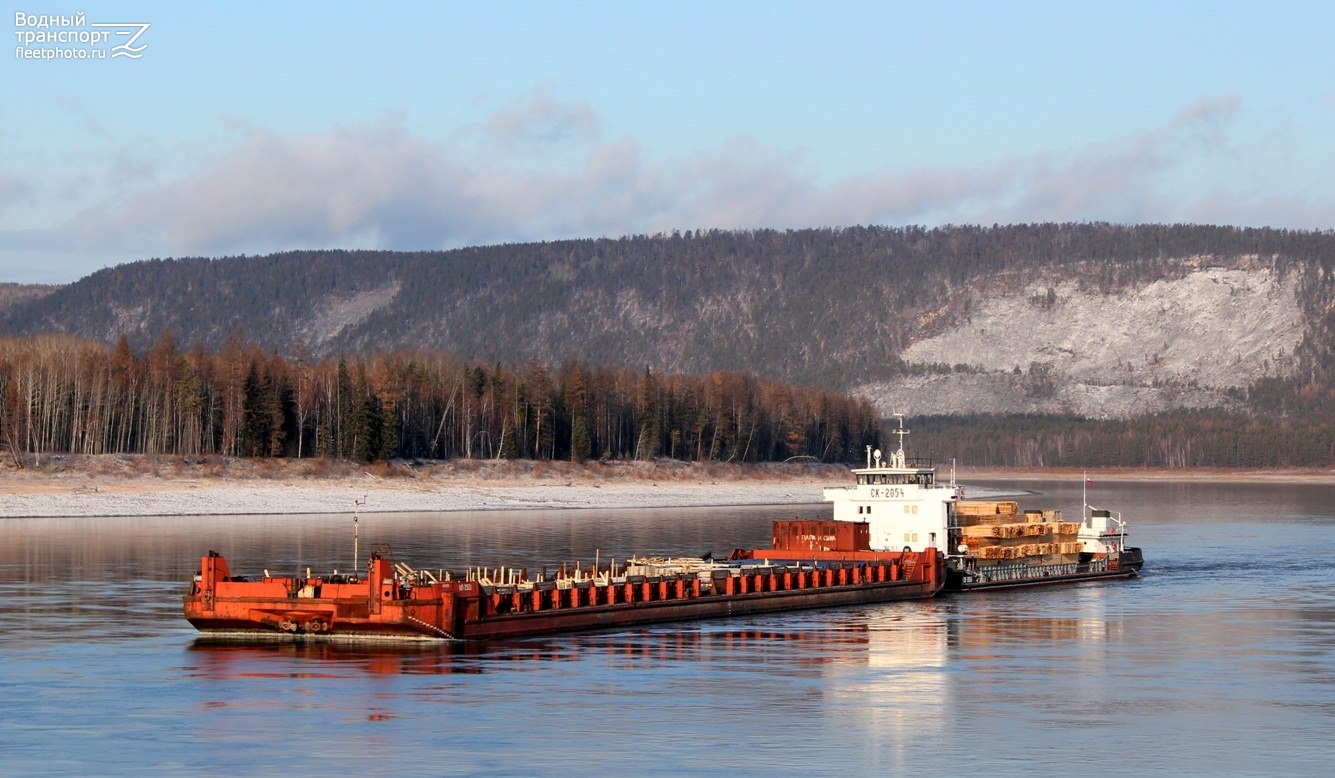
(7, 331), (1334, 468)
(0, 334), (880, 465)
(914, 412), (1335, 468)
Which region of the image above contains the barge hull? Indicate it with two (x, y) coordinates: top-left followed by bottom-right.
(454, 578), (940, 641)
(184, 550), (944, 642)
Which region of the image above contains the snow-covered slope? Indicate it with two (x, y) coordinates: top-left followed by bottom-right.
(856, 266), (1304, 419)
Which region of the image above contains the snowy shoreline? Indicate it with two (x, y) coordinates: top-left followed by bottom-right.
(0, 479), (832, 519)
(2, 459), (1331, 519)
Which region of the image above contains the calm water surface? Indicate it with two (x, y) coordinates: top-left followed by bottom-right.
(1, 481), (1332, 776)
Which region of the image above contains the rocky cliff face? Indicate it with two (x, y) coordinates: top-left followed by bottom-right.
(856, 265), (1303, 419)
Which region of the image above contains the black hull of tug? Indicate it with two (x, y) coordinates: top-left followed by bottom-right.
(945, 548), (1144, 592)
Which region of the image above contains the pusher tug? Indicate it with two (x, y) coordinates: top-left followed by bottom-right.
(812, 418), (1143, 591)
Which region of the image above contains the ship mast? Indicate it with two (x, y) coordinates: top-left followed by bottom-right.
(353, 496), (365, 570)
(889, 413), (909, 468)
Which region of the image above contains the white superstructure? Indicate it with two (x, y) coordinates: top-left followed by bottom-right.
(1078, 507), (1127, 555)
(821, 420), (960, 553)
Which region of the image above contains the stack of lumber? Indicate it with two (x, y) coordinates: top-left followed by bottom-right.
(955, 501), (1081, 565)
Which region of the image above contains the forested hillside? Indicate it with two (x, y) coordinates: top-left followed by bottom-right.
(3, 223), (1335, 466)
(6, 224), (1333, 395)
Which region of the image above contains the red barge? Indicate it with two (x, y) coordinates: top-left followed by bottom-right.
(185, 542), (943, 642)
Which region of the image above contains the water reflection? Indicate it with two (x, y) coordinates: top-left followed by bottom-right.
(188, 640), (492, 677)
(3, 489), (1334, 776)
(185, 620), (907, 677)
(827, 603), (952, 771)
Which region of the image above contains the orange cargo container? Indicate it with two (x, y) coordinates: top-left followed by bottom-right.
(771, 520), (870, 552)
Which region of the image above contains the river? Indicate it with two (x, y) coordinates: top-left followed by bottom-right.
(1, 478), (1331, 776)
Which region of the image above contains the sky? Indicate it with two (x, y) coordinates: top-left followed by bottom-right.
(3, 1), (1334, 284)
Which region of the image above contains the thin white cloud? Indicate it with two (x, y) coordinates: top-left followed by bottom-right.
(484, 86), (602, 146)
(933, 95), (1247, 226)
(57, 96), (113, 140)
(22, 92), (1334, 270)
(76, 119), (464, 253)
(1172, 95), (1240, 145)
(0, 175), (35, 212)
